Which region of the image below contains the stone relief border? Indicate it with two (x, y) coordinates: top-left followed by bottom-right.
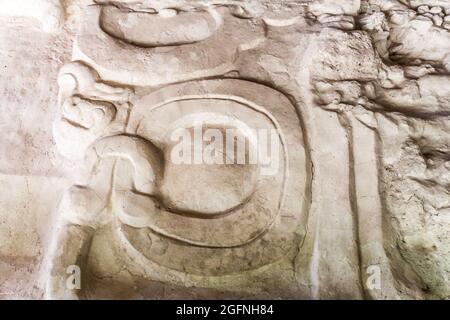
(1, 0), (447, 299)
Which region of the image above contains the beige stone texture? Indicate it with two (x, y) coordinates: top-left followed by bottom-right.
(0, 0), (449, 300)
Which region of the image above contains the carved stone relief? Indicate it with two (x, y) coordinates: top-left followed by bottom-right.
(0, 0), (449, 299)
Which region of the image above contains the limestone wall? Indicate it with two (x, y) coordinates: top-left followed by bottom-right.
(0, 0), (449, 299)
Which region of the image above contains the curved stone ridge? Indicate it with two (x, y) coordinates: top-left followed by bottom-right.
(99, 5), (223, 47)
(0, 0), (449, 300)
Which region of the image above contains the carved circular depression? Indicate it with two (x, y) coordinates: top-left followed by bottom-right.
(161, 124), (259, 216)
(126, 98), (284, 248)
(119, 79), (307, 275)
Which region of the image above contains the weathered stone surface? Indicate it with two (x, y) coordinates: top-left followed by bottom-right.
(0, 0), (449, 300)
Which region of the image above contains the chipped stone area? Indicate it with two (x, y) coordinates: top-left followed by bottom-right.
(0, 0), (449, 300)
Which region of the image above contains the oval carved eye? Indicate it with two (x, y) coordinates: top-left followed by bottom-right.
(99, 5), (222, 47)
(160, 125), (260, 217)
